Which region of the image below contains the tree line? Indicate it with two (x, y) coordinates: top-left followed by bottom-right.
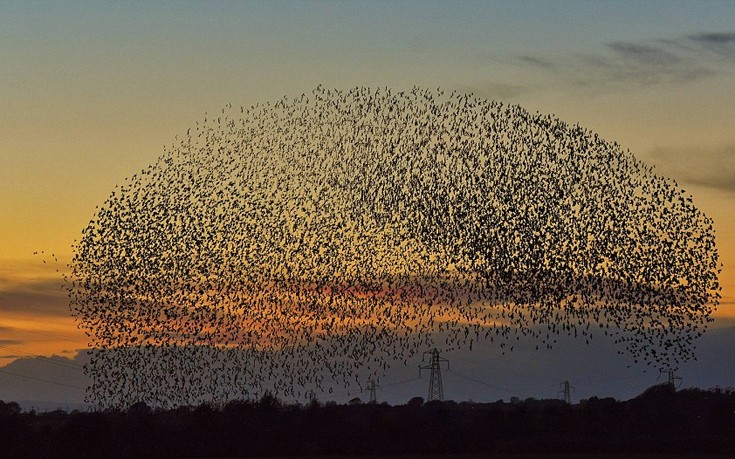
(1, 384), (734, 458)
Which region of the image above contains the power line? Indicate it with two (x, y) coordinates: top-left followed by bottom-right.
(0, 345), (84, 371)
(0, 323), (83, 344)
(0, 368), (86, 390)
(0, 345), (84, 369)
(447, 369), (516, 393)
(380, 376), (421, 388)
(449, 353), (538, 381)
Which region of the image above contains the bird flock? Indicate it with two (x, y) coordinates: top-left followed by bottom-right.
(67, 86), (721, 408)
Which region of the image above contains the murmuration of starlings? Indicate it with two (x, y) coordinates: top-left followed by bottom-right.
(67, 86), (721, 409)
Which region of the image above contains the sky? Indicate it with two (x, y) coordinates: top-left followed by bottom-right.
(1, 1), (735, 406)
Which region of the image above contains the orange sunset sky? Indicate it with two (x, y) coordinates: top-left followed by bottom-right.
(1, 2), (734, 399)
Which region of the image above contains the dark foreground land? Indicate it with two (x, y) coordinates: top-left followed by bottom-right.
(2, 385), (735, 459)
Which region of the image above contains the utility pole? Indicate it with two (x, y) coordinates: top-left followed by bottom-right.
(419, 348), (449, 402)
(366, 379), (377, 404)
(558, 380), (574, 404)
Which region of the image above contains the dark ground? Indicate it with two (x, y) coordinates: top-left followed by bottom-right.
(232, 455), (733, 459)
(236, 455), (733, 459)
(2, 385), (734, 459)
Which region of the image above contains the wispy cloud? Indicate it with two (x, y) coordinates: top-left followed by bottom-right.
(0, 278), (69, 318)
(649, 144), (735, 192)
(608, 42), (682, 66)
(516, 55), (557, 69)
(515, 31), (734, 89)
(687, 32), (735, 58)
(457, 81), (528, 101)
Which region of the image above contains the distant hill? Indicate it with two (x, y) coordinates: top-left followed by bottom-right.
(0, 352), (89, 407)
(14, 400), (92, 413)
(1, 326), (733, 409)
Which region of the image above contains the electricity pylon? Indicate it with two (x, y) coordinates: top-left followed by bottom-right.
(660, 369), (682, 389)
(419, 348), (449, 402)
(366, 379), (377, 404)
(558, 380), (574, 404)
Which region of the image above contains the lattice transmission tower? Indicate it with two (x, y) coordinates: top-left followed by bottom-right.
(366, 379), (378, 404)
(558, 380), (575, 404)
(660, 369), (682, 389)
(419, 348), (449, 402)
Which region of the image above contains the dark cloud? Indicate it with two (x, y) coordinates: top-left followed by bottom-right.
(583, 39), (710, 86)
(516, 55), (556, 69)
(0, 278), (69, 317)
(691, 32), (735, 43)
(0, 340), (24, 346)
(513, 31), (734, 88)
(648, 144), (735, 192)
(690, 32), (735, 45)
(688, 32), (735, 57)
(608, 42), (681, 66)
